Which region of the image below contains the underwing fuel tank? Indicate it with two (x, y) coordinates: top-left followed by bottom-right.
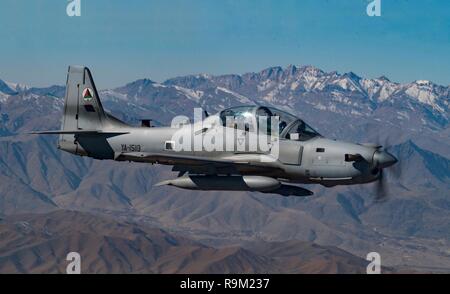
(156, 175), (282, 192)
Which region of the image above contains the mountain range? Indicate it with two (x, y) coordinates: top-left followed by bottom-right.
(0, 210), (385, 274)
(0, 65), (449, 273)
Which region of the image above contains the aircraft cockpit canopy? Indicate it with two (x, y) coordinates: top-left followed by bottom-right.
(219, 105), (320, 141)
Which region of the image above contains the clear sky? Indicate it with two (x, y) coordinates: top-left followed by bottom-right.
(0, 0), (449, 88)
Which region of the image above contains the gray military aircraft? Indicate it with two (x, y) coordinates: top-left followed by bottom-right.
(33, 66), (398, 198)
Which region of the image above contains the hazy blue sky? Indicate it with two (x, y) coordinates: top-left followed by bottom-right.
(0, 0), (449, 88)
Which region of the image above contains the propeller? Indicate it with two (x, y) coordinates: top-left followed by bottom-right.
(380, 135), (402, 179)
(386, 148), (402, 180)
(374, 168), (388, 202)
(371, 136), (400, 202)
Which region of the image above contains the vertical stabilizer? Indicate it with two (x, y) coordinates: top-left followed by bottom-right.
(59, 66), (107, 155)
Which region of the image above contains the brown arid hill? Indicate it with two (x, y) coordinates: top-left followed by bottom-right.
(0, 210), (377, 274)
(246, 240), (378, 274)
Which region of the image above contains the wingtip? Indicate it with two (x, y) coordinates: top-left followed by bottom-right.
(154, 180), (171, 187)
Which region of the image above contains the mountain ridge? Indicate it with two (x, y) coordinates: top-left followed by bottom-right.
(2, 64), (449, 112)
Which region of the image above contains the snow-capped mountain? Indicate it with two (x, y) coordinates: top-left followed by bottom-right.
(0, 79), (29, 95)
(4, 81), (29, 93)
(164, 65), (449, 130)
(0, 80), (15, 95)
(2, 65), (448, 128)
(1, 64), (449, 148)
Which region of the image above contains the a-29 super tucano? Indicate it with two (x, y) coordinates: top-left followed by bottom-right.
(34, 66), (398, 198)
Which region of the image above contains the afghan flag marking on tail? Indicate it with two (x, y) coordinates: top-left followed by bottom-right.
(82, 88), (93, 101)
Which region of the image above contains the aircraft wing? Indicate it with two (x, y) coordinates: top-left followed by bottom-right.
(116, 152), (282, 175)
(114, 152), (312, 196)
(30, 130), (129, 135)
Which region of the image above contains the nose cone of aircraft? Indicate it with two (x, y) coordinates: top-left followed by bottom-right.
(373, 150), (398, 168)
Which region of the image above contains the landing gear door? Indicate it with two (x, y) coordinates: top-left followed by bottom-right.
(279, 140), (303, 165)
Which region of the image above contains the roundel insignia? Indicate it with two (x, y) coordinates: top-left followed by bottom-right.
(82, 88), (93, 101)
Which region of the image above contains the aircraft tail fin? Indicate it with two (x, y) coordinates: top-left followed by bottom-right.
(57, 66), (109, 154)
(31, 66), (129, 157)
(61, 66), (107, 132)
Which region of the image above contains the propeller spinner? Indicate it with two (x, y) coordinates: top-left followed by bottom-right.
(372, 147), (398, 202)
